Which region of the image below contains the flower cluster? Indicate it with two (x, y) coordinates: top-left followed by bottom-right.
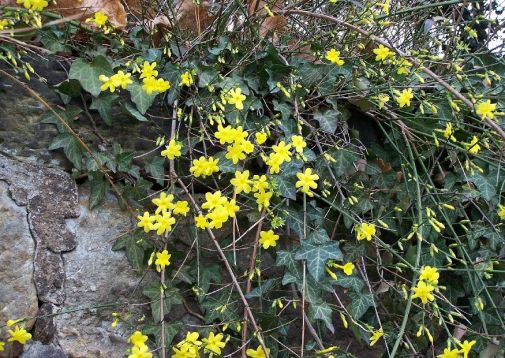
(222, 87), (246, 110)
(354, 222), (376, 241)
(161, 139), (183, 160)
(0, 320), (32, 353)
(295, 168), (319, 197)
(99, 70), (133, 93)
(137, 192), (189, 236)
(214, 125), (254, 164)
(195, 191), (239, 229)
(412, 266), (439, 304)
(140, 61), (171, 94)
(325, 48), (345, 66)
(172, 331), (229, 357)
(16, 0), (48, 11)
(230, 171), (274, 211)
(85, 11), (113, 34)
(128, 331), (152, 358)
(325, 260), (355, 280)
(259, 229), (279, 249)
(190, 156), (220, 178)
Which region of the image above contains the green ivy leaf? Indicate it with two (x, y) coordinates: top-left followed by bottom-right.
(276, 250), (302, 278)
(48, 132), (84, 169)
(332, 148), (360, 177)
(310, 300), (334, 333)
(125, 242), (145, 271)
(348, 292), (374, 320)
(145, 155), (166, 185)
(143, 282), (182, 320)
(68, 55), (112, 97)
(295, 241), (343, 280)
(314, 110), (340, 133)
(308, 227), (330, 244)
(122, 102), (148, 121)
(468, 173), (496, 201)
(90, 93), (118, 126)
(88, 171), (107, 209)
(274, 175), (296, 200)
(128, 81), (157, 114)
(334, 276), (364, 293)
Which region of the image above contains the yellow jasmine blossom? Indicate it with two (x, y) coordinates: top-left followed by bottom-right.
(154, 250), (171, 272)
(498, 204), (505, 220)
(246, 345), (270, 358)
(152, 192), (175, 214)
(373, 44), (394, 61)
(355, 222), (376, 241)
(137, 212), (155, 232)
(173, 201), (190, 216)
(377, 94), (389, 109)
(458, 339), (476, 358)
(202, 191), (227, 210)
(142, 77), (171, 94)
(0, 341), (4, 351)
(16, 0), (48, 11)
(369, 328), (383, 346)
(231, 170), (251, 194)
(202, 332), (226, 355)
(419, 266), (439, 286)
(128, 344), (152, 358)
(259, 230), (280, 249)
(464, 136), (481, 155)
(396, 88), (414, 108)
(396, 58), (412, 75)
(8, 326), (32, 345)
(255, 132), (268, 144)
(161, 139), (182, 160)
(139, 61), (158, 79)
(86, 11), (108, 28)
(172, 342), (199, 358)
(475, 99), (496, 120)
(0, 19), (11, 31)
(296, 168), (319, 197)
(442, 122), (456, 142)
(252, 175), (269, 193)
(151, 212), (176, 235)
(129, 331), (148, 347)
(6, 319), (22, 327)
(180, 71), (194, 87)
(190, 156), (220, 177)
(178, 331), (202, 347)
(272, 141), (292, 162)
(226, 142), (247, 164)
(338, 262), (355, 275)
(412, 281), (435, 304)
(254, 190), (273, 210)
(325, 49), (345, 66)
(225, 87), (246, 110)
(291, 135), (307, 153)
(195, 214), (209, 229)
(437, 347), (459, 358)
(99, 71), (133, 92)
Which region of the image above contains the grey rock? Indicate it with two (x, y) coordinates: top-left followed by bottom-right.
(0, 181), (38, 328)
(21, 342), (67, 358)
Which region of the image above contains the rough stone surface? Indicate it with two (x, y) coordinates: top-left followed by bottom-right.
(0, 181), (38, 329)
(20, 342), (67, 358)
(53, 185), (139, 358)
(0, 155), (79, 305)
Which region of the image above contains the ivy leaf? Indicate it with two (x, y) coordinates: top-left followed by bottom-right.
(192, 263), (222, 294)
(143, 282), (182, 320)
(48, 132), (84, 169)
(274, 175), (296, 200)
(308, 227), (330, 244)
(145, 155), (166, 185)
(332, 148), (359, 177)
(128, 81), (157, 114)
(334, 276), (364, 293)
(310, 300), (334, 333)
(314, 110), (340, 133)
(125, 241), (145, 271)
(295, 241), (343, 280)
(122, 102), (148, 121)
(90, 93), (118, 126)
(68, 55), (112, 97)
(88, 171), (107, 209)
(348, 292), (374, 320)
(143, 322), (182, 348)
(246, 279), (280, 298)
(214, 151), (235, 173)
(276, 249), (302, 278)
(468, 173), (496, 201)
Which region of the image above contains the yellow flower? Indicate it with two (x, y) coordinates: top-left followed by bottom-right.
(419, 266), (439, 286)
(231, 170), (251, 194)
(355, 222), (376, 241)
(377, 94), (389, 109)
(172, 342), (199, 358)
(173, 201), (190, 216)
(259, 230), (280, 249)
(202, 332), (226, 355)
(252, 175), (269, 192)
(369, 328), (383, 346)
(254, 190), (273, 210)
(190, 156), (220, 177)
(151, 212), (176, 235)
(255, 132), (268, 144)
(225, 87), (246, 110)
(161, 139), (182, 159)
(128, 344), (152, 358)
(201, 191), (227, 210)
(215, 125), (239, 144)
(437, 347), (459, 358)
(412, 280), (435, 304)
(296, 168), (319, 197)
(207, 206), (229, 229)
(464, 136), (481, 155)
(246, 345), (270, 358)
(226, 142), (247, 164)
(142, 77), (171, 94)
(396, 58), (412, 75)
(154, 250), (171, 272)
(272, 141), (292, 162)
(338, 262), (355, 275)
(16, 0), (48, 11)
(442, 122), (456, 142)
(195, 214), (209, 229)
(152, 192), (175, 214)
(396, 88), (414, 108)
(86, 11), (108, 27)
(180, 71), (194, 87)
(8, 326), (32, 345)
(325, 49), (344, 66)
(139, 61), (158, 79)
(178, 331), (202, 347)
(291, 135), (307, 154)
(0, 19), (12, 31)
(129, 331), (148, 347)
(475, 99), (496, 120)
(373, 44), (394, 61)
(137, 212), (155, 232)
(458, 339), (476, 358)
(0, 341), (4, 351)
(498, 204), (505, 220)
